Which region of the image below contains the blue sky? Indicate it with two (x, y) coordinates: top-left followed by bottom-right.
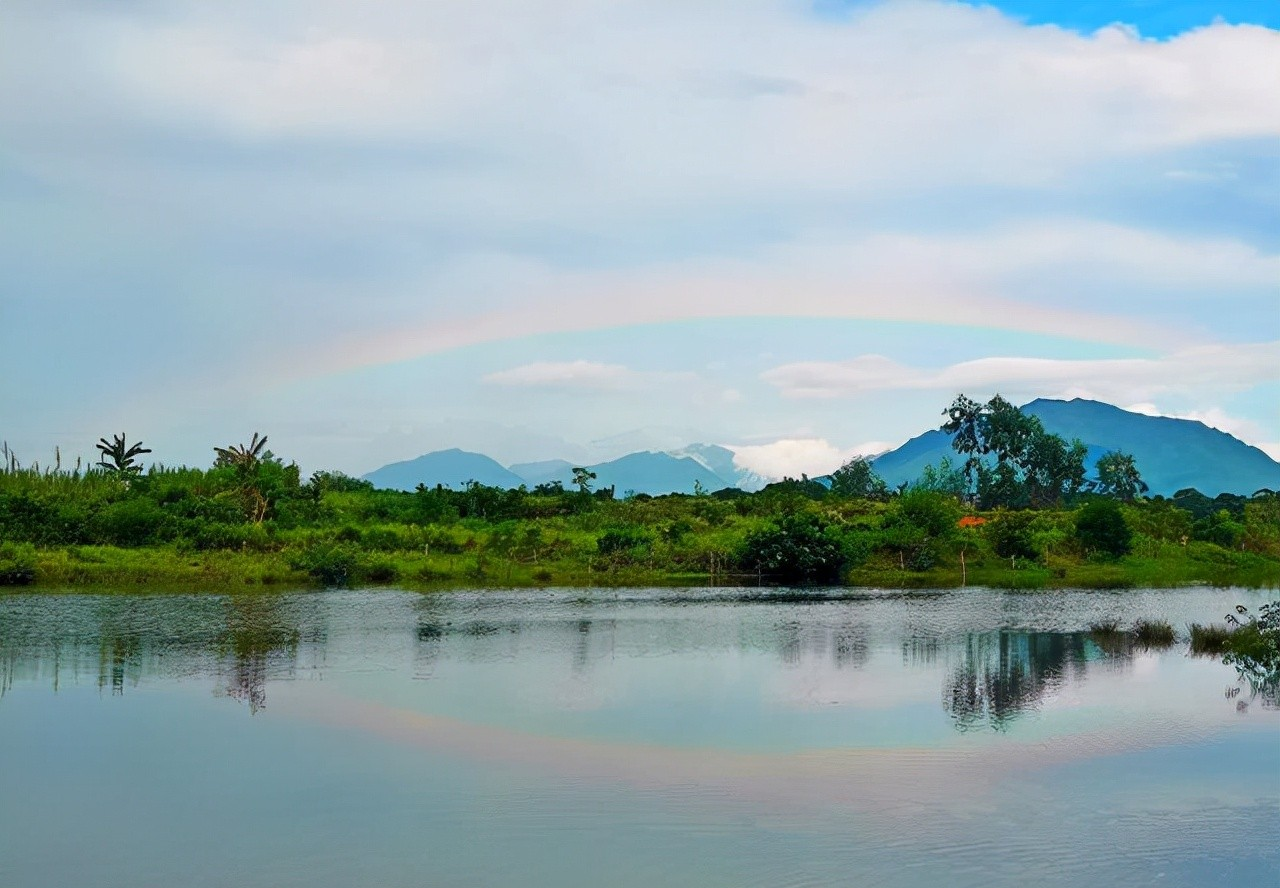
(824, 1), (1280, 36)
(2, 0), (1277, 479)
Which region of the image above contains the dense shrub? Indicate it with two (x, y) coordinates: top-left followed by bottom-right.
(738, 514), (847, 584)
(92, 498), (170, 546)
(181, 521), (271, 552)
(289, 544), (360, 586)
(987, 512), (1039, 562)
(0, 542), (36, 585)
(1075, 500), (1132, 559)
(597, 526), (654, 559)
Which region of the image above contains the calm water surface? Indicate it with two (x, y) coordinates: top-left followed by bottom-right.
(1, 586), (1277, 887)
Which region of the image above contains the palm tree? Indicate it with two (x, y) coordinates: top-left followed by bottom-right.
(214, 433), (269, 470)
(95, 434), (151, 475)
(214, 434), (272, 523)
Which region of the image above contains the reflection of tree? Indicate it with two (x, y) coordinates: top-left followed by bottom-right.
(944, 631), (1091, 732)
(215, 597), (302, 714)
(902, 636), (939, 668)
(833, 626), (869, 669)
(774, 621), (870, 669)
(99, 631), (141, 696)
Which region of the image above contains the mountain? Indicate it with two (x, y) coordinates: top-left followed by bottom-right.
(670, 444), (768, 492)
(369, 448), (739, 495)
(509, 459), (575, 488)
(872, 398), (1280, 497)
(363, 448), (526, 492)
(507, 451), (736, 496)
(585, 451), (734, 496)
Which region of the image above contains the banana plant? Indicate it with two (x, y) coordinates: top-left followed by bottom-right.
(214, 433), (269, 470)
(214, 433), (273, 523)
(95, 434), (151, 475)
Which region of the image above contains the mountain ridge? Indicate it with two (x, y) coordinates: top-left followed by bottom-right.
(362, 399), (1280, 497)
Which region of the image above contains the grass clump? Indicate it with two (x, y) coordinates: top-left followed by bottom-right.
(1087, 620), (1130, 653)
(1188, 623), (1234, 655)
(1132, 619), (1176, 647)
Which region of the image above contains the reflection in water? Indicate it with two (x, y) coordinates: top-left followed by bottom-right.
(944, 631), (1092, 732)
(1, 588), (1276, 888)
(0, 589), (1269, 730)
(0, 594), (323, 713)
(775, 621), (871, 669)
(215, 597), (306, 713)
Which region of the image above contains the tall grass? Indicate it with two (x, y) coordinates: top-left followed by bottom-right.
(1188, 623), (1234, 655)
(1133, 619), (1176, 646)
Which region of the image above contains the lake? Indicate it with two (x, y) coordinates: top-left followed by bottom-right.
(1, 586), (1277, 887)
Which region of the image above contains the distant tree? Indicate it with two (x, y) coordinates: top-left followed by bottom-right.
(1092, 451), (1148, 501)
(911, 456), (966, 498)
(214, 432), (269, 471)
(829, 456), (889, 500)
(571, 467), (596, 494)
(213, 433), (298, 523)
(95, 434), (151, 476)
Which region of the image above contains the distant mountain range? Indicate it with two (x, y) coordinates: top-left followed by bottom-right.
(870, 398), (1280, 497)
(365, 443), (766, 495)
(363, 399), (1280, 497)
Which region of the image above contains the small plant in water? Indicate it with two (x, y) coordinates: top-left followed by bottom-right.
(1132, 620), (1175, 647)
(1088, 620), (1129, 654)
(1188, 623), (1234, 655)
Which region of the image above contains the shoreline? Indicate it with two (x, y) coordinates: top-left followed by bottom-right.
(5, 543), (1276, 594)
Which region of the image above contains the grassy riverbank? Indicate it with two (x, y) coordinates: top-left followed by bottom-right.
(6, 524), (1277, 593)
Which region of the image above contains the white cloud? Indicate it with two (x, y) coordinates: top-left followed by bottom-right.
(482, 360), (641, 391)
(762, 341), (1280, 403)
(3, 1), (1279, 468)
(728, 438), (890, 481)
(45, 2), (1278, 168)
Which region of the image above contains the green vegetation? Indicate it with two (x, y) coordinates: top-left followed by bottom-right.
(2, 394), (1278, 592)
(1132, 619), (1176, 646)
(1188, 623), (1235, 655)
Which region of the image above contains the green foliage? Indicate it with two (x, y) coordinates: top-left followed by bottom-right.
(829, 457), (889, 500)
(880, 490), (961, 571)
(1193, 509), (1244, 549)
(1092, 451), (1148, 501)
(92, 497), (170, 546)
(3, 407), (1278, 592)
(306, 471), (374, 495)
(1222, 602), (1280, 698)
(942, 393), (1088, 508)
(95, 434), (151, 476)
(987, 512), (1039, 563)
(911, 457), (966, 498)
(1075, 500), (1133, 559)
(0, 541), (37, 585)
(596, 526), (654, 560)
(289, 543), (360, 586)
(737, 513), (848, 585)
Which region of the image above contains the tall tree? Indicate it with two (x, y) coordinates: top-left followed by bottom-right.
(829, 456), (889, 500)
(1092, 451), (1148, 501)
(941, 394), (1086, 508)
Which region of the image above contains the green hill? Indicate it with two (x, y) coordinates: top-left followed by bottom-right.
(872, 398), (1280, 497)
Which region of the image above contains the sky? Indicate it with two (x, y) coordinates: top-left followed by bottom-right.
(2, 0), (1277, 480)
